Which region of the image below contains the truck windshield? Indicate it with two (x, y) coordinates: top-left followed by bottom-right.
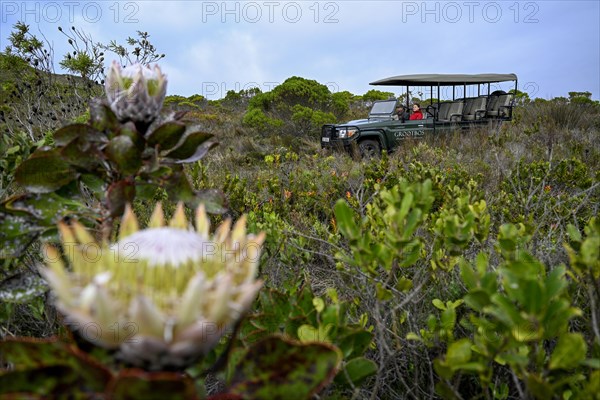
(369, 100), (396, 116)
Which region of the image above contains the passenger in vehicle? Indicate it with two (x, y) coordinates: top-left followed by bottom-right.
(410, 103), (423, 120)
(395, 105), (410, 122)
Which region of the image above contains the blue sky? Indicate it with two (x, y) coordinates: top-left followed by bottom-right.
(1, 1), (599, 100)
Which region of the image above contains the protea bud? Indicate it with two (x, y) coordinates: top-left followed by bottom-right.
(42, 203), (264, 371)
(105, 61), (167, 124)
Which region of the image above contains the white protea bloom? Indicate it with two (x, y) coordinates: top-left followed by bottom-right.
(105, 61), (167, 124)
(42, 203), (264, 371)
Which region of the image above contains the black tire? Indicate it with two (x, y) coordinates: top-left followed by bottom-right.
(358, 139), (381, 158)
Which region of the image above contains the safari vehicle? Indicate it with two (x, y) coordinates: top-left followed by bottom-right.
(321, 73), (518, 156)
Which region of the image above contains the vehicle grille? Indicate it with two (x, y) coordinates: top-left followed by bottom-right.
(322, 124), (335, 139)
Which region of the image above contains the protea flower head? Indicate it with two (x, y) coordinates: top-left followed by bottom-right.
(42, 203), (264, 371)
(105, 61), (167, 124)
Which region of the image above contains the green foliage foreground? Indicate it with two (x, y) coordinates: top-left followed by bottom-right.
(0, 22), (599, 397)
(2, 125), (599, 399)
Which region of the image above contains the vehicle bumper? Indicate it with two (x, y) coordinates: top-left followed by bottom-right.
(321, 137), (357, 152)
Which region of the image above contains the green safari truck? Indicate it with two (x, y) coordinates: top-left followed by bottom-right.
(321, 73), (518, 156)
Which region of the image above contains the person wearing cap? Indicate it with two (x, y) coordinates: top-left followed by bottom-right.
(395, 105), (410, 122)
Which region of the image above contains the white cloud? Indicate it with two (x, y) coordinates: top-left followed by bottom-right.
(174, 30), (268, 97)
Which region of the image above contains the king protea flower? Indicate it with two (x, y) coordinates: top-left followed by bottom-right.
(42, 203), (264, 371)
(105, 61), (167, 124)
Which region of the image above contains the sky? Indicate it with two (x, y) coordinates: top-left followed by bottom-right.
(1, 0), (599, 100)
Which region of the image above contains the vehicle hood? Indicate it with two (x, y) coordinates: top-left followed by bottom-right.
(340, 117), (390, 126)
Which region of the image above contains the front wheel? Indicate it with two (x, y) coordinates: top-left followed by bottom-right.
(358, 139), (381, 158)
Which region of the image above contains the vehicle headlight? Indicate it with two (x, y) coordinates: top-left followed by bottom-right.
(337, 127), (358, 139)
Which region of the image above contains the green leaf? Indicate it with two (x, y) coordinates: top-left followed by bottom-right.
(107, 369), (198, 400)
(397, 191), (414, 222)
(3, 192), (91, 227)
(375, 282), (392, 301)
(460, 259), (478, 289)
(174, 141), (219, 164)
(106, 180), (135, 218)
(0, 191), (93, 258)
(146, 121), (186, 151)
(320, 306), (339, 329)
(488, 294), (525, 327)
(522, 280), (544, 314)
(398, 242), (421, 268)
(60, 136), (104, 170)
(118, 122), (144, 150)
(406, 332), (422, 342)
(581, 358), (600, 369)
(297, 325), (317, 342)
(334, 199), (359, 240)
(0, 337), (111, 396)
(440, 308), (457, 331)
(526, 373), (555, 399)
(549, 333), (587, 370)
(229, 336), (341, 399)
(298, 325), (330, 343)
(566, 224), (582, 242)
(89, 99), (120, 133)
(433, 359), (454, 380)
(338, 330), (373, 359)
(53, 123), (104, 146)
(446, 339), (472, 366)
(395, 277), (413, 292)
(191, 189), (228, 214)
(463, 290), (491, 312)
(432, 299), (446, 310)
(456, 362), (487, 373)
(0, 212), (42, 259)
(545, 266), (567, 300)
(312, 297), (325, 313)
(106, 135), (142, 175)
(403, 209), (421, 239)
(335, 357), (378, 386)
(14, 149), (77, 193)
(80, 173), (107, 196)
(165, 131), (213, 159)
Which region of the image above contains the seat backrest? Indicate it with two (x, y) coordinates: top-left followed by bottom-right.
(473, 96), (487, 112)
(448, 101), (464, 119)
(497, 93), (514, 117)
(462, 98), (476, 117)
(427, 103), (439, 118)
(436, 102), (452, 120)
(498, 93), (513, 108)
(486, 94), (500, 112)
(486, 90), (507, 113)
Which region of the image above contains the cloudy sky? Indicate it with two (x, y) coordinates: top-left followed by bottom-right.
(1, 1), (599, 99)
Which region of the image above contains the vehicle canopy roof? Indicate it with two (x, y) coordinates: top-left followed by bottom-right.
(370, 73), (517, 87)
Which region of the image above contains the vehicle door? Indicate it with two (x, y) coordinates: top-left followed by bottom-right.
(384, 120), (429, 148)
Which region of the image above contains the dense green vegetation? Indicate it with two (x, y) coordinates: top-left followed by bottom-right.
(1, 23), (599, 400)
